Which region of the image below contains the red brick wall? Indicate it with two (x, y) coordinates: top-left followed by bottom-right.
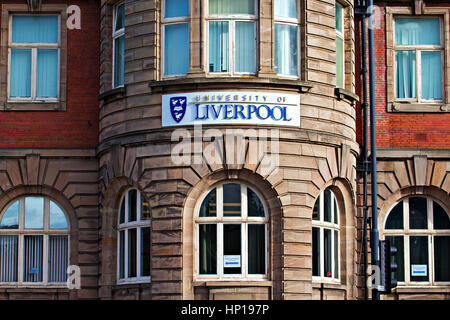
(355, 3), (450, 149)
(0, 0), (99, 148)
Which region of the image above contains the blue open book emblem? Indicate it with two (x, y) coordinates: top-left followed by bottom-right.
(170, 96), (187, 123)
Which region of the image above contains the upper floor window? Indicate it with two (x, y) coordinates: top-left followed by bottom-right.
(113, 3), (125, 88)
(117, 189), (151, 284)
(274, 0), (299, 77)
(8, 15), (60, 102)
(394, 17), (443, 102)
(196, 183), (268, 280)
(162, 0), (190, 77)
(207, 0), (257, 75)
(384, 197), (449, 285)
(312, 189), (340, 282)
(335, 3), (344, 88)
(0, 197), (69, 284)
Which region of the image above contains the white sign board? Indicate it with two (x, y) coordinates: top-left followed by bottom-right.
(162, 91), (300, 127)
(223, 255), (241, 268)
(411, 264), (427, 276)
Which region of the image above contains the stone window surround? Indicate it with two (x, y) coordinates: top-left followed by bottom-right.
(386, 6), (450, 113)
(0, 4), (68, 111)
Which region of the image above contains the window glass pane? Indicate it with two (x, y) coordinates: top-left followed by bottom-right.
(335, 3), (343, 33)
(223, 224), (241, 274)
(433, 201), (450, 230)
(235, 21), (255, 73)
(386, 201), (403, 229)
(323, 189), (332, 223)
(114, 35), (125, 87)
(141, 227), (151, 277)
(395, 51), (416, 99)
(141, 194), (151, 220)
(223, 184), (241, 217)
(37, 49), (58, 98)
(248, 224), (265, 274)
(395, 18), (440, 45)
(114, 3), (125, 31)
(409, 197), (428, 229)
(128, 228), (137, 277)
(24, 197), (44, 229)
(334, 230), (339, 279)
(23, 235), (43, 282)
(312, 195), (320, 221)
(312, 227), (320, 276)
(0, 201), (19, 229)
(274, 24), (298, 76)
(247, 187), (264, 217)
(128, 190), (137, 222)
(199, 188), (217, 217)
(434, 236), (450, 282)
(10, 49), (31, 98)
(209, 0), (255, 15)
(386, 236), (404, 282)
(199, 224), (217, 274)
(49, 201), (68, 230)
(119, 198), (125, 224)
(324, 229), (332, 277)
(118, 230), (125, 279)
(274, 0), (297, 19)
(336, 36), (344, 88)
(48, 235), (68, 282)
(333, 197), (338, 225)
(165, 0), (189, 18)
(164, 23), (189, 76)
(12, 16), (58, 43)
(0, 235), (18, 282)
(410, 236), (429, 282)
(209, 21), (229, 73)
(421, 51), (442, 100)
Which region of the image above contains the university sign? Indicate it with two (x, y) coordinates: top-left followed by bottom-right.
(162, 91), (300, 127)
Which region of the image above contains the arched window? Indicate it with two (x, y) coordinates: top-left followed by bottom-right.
(195, 182), (268, 280)
(117, 189), (151, 283)
(0, 196), (69, 284)
(312, 188), (340, 282)
(384, 197), (450, 284)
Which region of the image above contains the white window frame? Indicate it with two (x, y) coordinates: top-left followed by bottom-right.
(312, 189), (340, 283)
(383, 197), (450, 286)
(393, 16), (445, 103)
(112, 2), (125, 89)
(7, 14), (61, 103)
(161, 0), (190, 78)
(194, 182), (269, 281)
(335, 2), (345, 88)
(205, 0), (258, 76)
(0, 197), (70, 287)
(273, 0), (300, 78)
(117, 189), (151, 285)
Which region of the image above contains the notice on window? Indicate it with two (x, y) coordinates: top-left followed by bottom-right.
(224, 255), (241, 268)
(411, 264), (427, 276)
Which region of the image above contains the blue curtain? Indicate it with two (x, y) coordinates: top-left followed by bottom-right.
(37, 49), (58, 98)
(396, 51), (416, 99)
(421, 51), (442, 100)
(235, 22), (255, 73)
(114, 35), (125, 87)
(115, 3), (125, 31)
(164, 23), (189, 75)
(165, 0), (189, 18)
(209, 0), (254, 15)
(274, 0), (297, 19)
(395, 18), (440, 45)
(12, 16), (58, 43)
(274, 24), (298, 76)
(209, 21), (229, 73)
(10, 49), (31, 98)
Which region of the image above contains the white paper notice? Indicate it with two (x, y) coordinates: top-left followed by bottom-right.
(224, 255), (241, 268)
(411, 264), (427, 276)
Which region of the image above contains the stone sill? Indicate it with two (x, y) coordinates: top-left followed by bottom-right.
(312, 282), (346, 291)
(392, 286), (450, 294)
(0, 285), (68, 292)
(149, 77), (314, 94)
(3, 101), (65, 111)
(388, 102), (450, 113)
(98, 86), (126, 103)
(193, 280), (272, 288)
(335, 87), (359, 104)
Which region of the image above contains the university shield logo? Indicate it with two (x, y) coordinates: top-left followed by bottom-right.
(170, 96), (187, 123)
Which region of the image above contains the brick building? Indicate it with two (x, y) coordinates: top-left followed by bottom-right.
(0, 0), (447, 300)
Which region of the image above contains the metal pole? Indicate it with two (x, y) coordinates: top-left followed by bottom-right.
(367, 0), (380, 300)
